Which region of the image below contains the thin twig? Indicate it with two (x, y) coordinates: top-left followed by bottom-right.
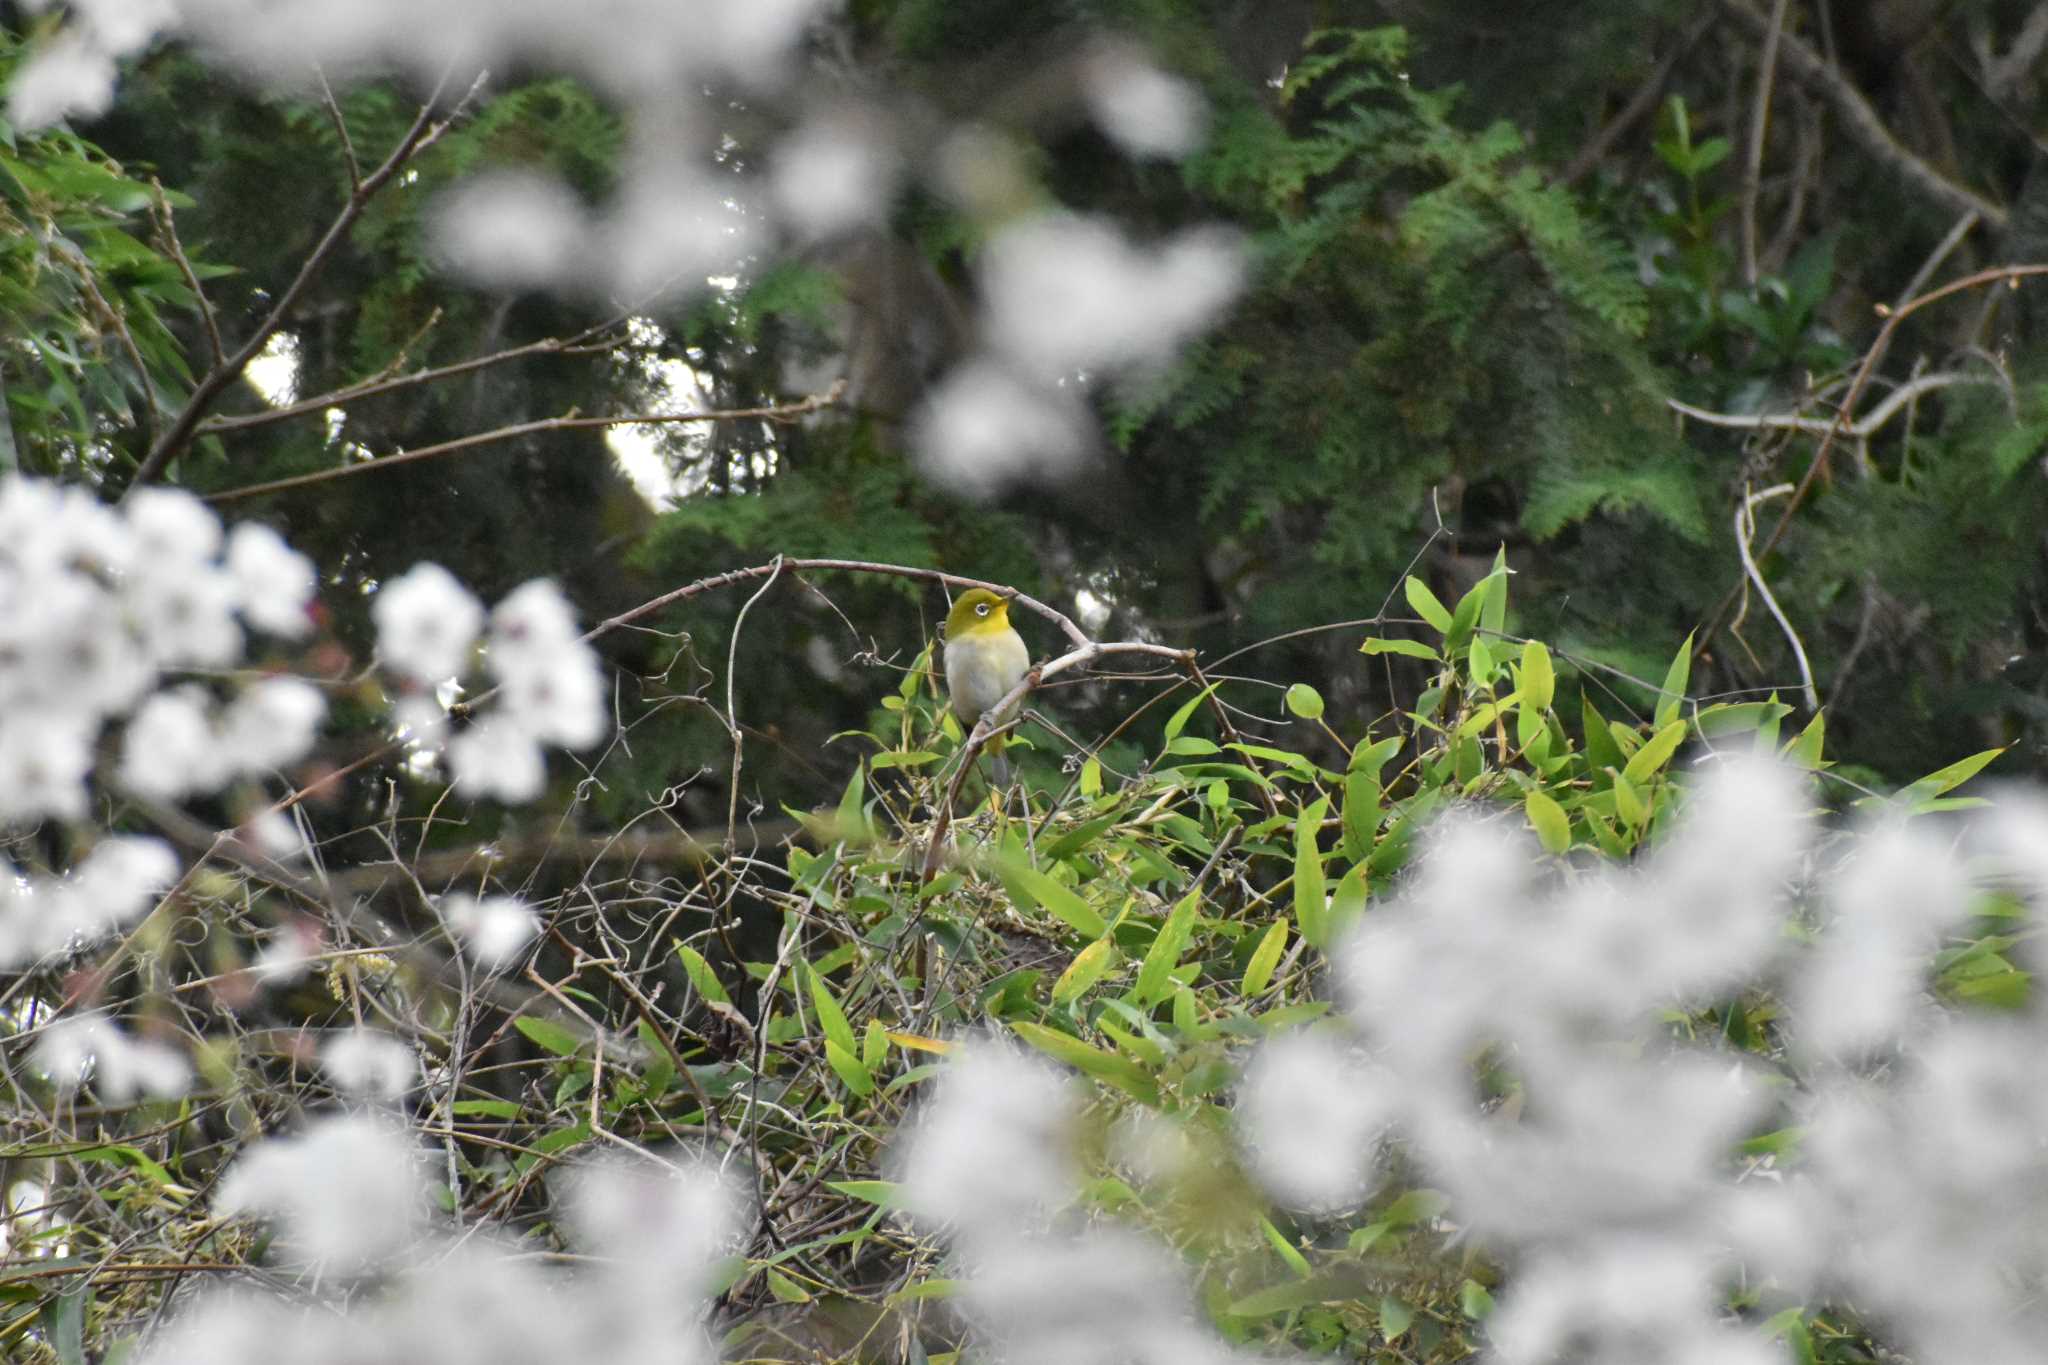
(125, 88), (458, 494)
(148, 180), (225, 368)
(202, 387), (843, 503)
(1740, 0), (1792, 286)
(315, 69), (363, 190)
(1554, 12), (1718, 187)
(1667, 371), (1999, 436)
(198, 324), (624, 435)
(1735, 483), (1818, 711)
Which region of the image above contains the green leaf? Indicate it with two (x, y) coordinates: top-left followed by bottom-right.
(862, 1018), (888, 1071)
(1479, 549), (1510, 637)
(673, 941), (732, 1006)
(1328, 862), (1368, 940)
(450, 1098), (522, 1120)
(765, 1267), (812, 1304)
(1459, 1279), (1495, 1319)
(1052, 937), (1119, 1006)
(1612, 769), (1648, 830)
(1524, 788), (1570, 854)
(1786, 711), (1826, 769)
(1135, 891), (1200, 1005)
(1001, 861), (1110, 939)
(835, 764), (868, 839)
(1227, 1276), (1350, 1317)
(1655, 631), (1694, 729)
(1380, 1188), (1450, 1225)
(1340, 772), (1381, 863)
(1080, 754), (1102, 796)
(1260, 1215), (1313, 1277)
(1350, 733), (1401, 777)
(1163, 682), (1222, 745)
(514, 1017), (583, 1056)
(1520, 639), (1555, 710)
(1582, 695), (1624, 774)
(1361, 636), (1441, 662)
(826, 1180), (902, 1207)
(803, 961), (859, 1059)
(1904, 746), (2005, 797)
(1241, 917), (1289, 996)
(823, 1038), (875, 1096)
(1293, 796), (1330, 949)
(1404, 576), (1453, 634)
(1011, 1021), (1158, 1103)
(1379, 1296), (1415, 1341)
(1284, 682), (1326, 720)
(1621, 720), (1688, 786)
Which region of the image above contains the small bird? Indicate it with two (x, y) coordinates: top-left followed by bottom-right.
(943, 587), (1030, 786)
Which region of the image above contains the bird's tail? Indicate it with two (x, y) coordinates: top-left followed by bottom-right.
(988, 732), (1012, 788)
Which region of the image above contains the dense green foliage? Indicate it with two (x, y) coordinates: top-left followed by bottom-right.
(5, 2), (2048, 1360)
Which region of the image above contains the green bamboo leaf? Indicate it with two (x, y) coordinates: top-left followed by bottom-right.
(1002, 861), (1110, 939)
(1786, 711), (1826, 769)
(835, 764), (868, 838)
(1052, 937), (1119, 1006)
(1328, 862), (1368, 940)
(1621, 720), (1687, 786)
(1582, 694), (1624, 774)
(826, 1180), (902, 1207)
(823, 1038), (874, 1096)
(1524, 788), (1570, 854)
(1293, 796), (1330, 948)
(1612, 769), (1648, 830)
(1404, 576), (1453, 634)
(1361, 636), (1441, 662)
(765, 1267), (812, 1304)
(1380, 1297), (1415, 1340)
(514, 1017), (582, 1057)
(1520, 639), (1554, 710)
(802, 961), (859, 1058)
(1284, 682), (1325, 719)
(1011, 1021), (1158, 1103)
(1904, 746), (2007, 797)
(862, 1018), (888, 1072)
(1655, 631), (1694, 730)
(1134, 891), (1199, 1005)
(1261, 1214), (1313, 1277)
(1163, 682), (1222, 744)
(672, 941), (732, 1006)
(1242, 916), (1289, 996)
(1479, 548), (1510, 636)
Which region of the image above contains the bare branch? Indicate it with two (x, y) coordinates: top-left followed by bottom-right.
(1715, 0), (2009, 231)
(148, 180), (226, 368)
(1733, 483), (1818, 711)
(126, 93), (457, 495)
(1740, 0), (1793, 286)
(202, 385), (844, 503)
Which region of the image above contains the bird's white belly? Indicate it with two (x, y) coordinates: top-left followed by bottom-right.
(945, 631), (1028, 723)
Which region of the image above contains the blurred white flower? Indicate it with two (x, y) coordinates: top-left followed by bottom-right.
(119, 687), (223, 800)
(6, 570), (151, 716)
(127, 561), (244, 667)
(321, 1028), (419, 1099)
(392, 693), (451, 747)
(440, 892), (539, 969)
(69, 836), (179, 934)
(487, 578), (582, 660)
(772, 115), (898, 239)
(433, 170), (592, 293)
(896, 1041), (1078, 1231)
(1235, 1029), (1391, 1211)
(225, 521), (316, 637)
(496, 648), (607, 749)
(125, 486), (223, 565)
(559, 1153), (740, 1295)
(30, 1015), (191, 1102)
(448, 715), (548, 803)
(216, 1114), (426, 1272)
(220, 676), (327, 774)
(1082, 49), (1206, 160)
(0, 711), (95, 823)
(980, 213), (1243, 379)
(374, 562), (483, 683)
(242, 808), (309, 862)
(912, 360), (1092, 497)
(71, 0), (181, 56)
(602, 172), (761, 305)
(6, 31), (117, 130)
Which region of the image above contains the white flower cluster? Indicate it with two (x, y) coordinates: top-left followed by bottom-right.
(0, 479), (320, 827)
(28, 1009), (192, 1102)
(374, 567), (608, 803)
(146, 1128), (735, 1365)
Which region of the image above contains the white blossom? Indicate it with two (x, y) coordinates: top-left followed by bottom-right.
(448, 715), (548, 803)
(321, 1028), (419, 1099)
(439, 892), (539, 970)
(225, 521), (316, 638)
(373, 562), (483, 683)
(216, 1114), (426, 1272)
(220, 676), (327, 775)
(119, 687), (225, 800)
(30, 1015), (191, 1102)
(0, 711), (95, 823)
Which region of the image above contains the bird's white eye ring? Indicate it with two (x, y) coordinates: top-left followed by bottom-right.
(975, 602), (990, 616)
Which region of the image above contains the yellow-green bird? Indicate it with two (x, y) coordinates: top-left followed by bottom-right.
(943, 587), (1030, 786)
